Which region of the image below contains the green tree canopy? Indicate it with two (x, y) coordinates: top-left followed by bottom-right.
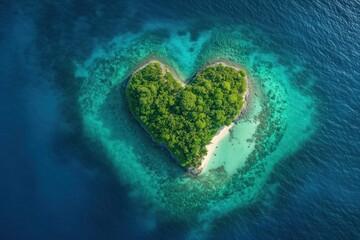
(126, 62), (247, 168)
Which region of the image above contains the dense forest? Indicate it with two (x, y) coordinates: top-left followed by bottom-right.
(126, 62), (247, 168)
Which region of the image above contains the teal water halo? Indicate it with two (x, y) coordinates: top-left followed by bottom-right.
(75, 23), (316, 227)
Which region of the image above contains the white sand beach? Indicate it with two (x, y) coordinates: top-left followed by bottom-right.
(197, 62), (250, 172)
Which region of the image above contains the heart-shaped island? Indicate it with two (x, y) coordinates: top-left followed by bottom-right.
(126, 61), (249, 174)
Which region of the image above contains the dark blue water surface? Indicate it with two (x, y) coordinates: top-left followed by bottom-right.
(1, 0), (359, 239)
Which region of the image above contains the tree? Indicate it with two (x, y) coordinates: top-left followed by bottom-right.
(222, 81), (231, 91)
(195, 119), (206, 129)
(180, 91), (197, 111)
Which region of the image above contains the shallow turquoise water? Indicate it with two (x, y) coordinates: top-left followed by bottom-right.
(2, 0), (360, 239)
(75, 23), (316, 230)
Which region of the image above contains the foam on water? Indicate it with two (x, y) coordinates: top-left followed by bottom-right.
(75, 22), (316, 231)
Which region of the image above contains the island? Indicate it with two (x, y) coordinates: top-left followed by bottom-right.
(126, 60), (249, 174)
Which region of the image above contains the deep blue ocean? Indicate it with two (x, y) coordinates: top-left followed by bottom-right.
(1, 0), (359, 239)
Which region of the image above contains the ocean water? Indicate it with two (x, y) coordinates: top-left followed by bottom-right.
(1, 0), (359, 239)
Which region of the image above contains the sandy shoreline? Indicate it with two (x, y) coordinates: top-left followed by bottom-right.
(130, 60), (250, 175)
(132, 60), (185, 87)
(198, 62), (250, 173)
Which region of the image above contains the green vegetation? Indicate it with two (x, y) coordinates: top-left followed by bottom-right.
(126, 62), (247, 168)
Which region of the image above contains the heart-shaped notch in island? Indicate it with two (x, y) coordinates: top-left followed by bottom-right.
(126, 60), (249, 174)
